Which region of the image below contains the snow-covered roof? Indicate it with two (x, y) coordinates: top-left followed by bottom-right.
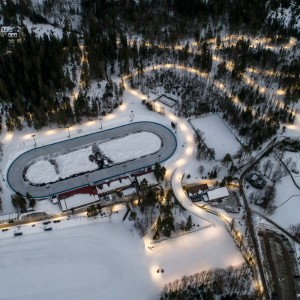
(187, 184), (208, 197)
(136, 173), (158, 186)
(60, 194), (98, 211)
(0, 213), (18, 222)
(122, 187), (136, 197)
(207, 187), (229, 201)
(96, 177), (131, 194)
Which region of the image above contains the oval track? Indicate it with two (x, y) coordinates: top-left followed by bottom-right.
(7, 122), (177, 198)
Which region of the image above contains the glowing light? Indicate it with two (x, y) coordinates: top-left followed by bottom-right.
(4, 132), (13, 142)
(186, 135), (193, 143)
(45, 129), (57, 136)
(149, 265), (162, 280)
(166, 112), (177, 121)
(105, 114), (115, 120)
(119, 103), (127, 111)
(179, 122), (188, 132)
(232, 96), (239, 104)
(185, 146), (193, 156)
(276, 89), (286, 96)
(259, 87), (266, 93)
(175, 158), (186, 167)
(22, 133), (34, 140)
(85, 120), (96, 127)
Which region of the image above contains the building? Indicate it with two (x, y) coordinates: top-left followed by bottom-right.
(96, 176), (132, 196)
(205, 187), (229, 202)
(186, 184), (209, 201)
(246, 173), (267, 189)
(122, 187), (137, 199)
(136, 172), (158, 187)
(0, 26), (22, 39)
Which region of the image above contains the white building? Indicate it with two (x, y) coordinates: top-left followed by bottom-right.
(204, 187), (229, 202)
(0, 26), (21, 39)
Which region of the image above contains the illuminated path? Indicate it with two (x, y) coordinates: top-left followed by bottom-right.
(7, 122), (177, 198)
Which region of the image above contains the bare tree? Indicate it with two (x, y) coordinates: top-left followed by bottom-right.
(288, 223), (300, 239)
(198, 165), (205, 175)
(262, 159), (274, 178)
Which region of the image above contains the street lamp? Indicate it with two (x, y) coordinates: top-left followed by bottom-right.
(63, 198), (69, 217)
(31, 134), (36, 147)
(131, 110), (134, 121)
(67, 126), (70, 138)
(99, 117), (102, 129)
(46, 185), (51, 198)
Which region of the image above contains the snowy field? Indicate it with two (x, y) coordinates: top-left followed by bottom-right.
(25, 132), (161, 184)
(0, 211), (243, 300)
(268, 175), (300, 229)
(190, 114), (241, 160)
(23, 17), (63, 39)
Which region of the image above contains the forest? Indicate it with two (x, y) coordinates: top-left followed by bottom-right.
(0, 0), (299, 150)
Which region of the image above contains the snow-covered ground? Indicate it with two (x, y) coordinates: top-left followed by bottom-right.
(23, 17), (63, 39)
(190, 114), (241, 160)
(268, 175), (300, 229)
(26, 159), (60, 184)
(25, 132), (161, 185)
(0, 208), (243, 300)
(99, 131), (161, 163)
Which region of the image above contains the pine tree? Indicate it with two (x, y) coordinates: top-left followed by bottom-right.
(185, 215), (193, 231)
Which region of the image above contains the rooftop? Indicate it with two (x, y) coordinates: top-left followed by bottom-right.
(207, 187), (229, 201)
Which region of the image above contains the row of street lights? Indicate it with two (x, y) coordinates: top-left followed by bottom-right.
(30, 117), (105, 147)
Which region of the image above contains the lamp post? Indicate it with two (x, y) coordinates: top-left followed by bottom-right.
(130, 110), (134, 122)
(46, 185), (51, 198)
(31, 134), (36, 147)
(67, 126), (70, 138)
(64, 198), (69, 217)
(99, 117), (102, 129)
(85, 173), (89, 185)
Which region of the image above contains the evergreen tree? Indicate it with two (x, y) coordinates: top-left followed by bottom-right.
(185, 215), (193, 231)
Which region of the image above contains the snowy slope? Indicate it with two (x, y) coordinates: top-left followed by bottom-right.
(30, 0), (82, 31)
(267, 1), (300, 33)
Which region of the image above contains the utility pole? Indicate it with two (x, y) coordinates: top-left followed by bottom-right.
(31, 134), (36, 147)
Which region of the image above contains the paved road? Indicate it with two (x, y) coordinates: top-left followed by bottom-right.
(239, 138), (284, 300)
(7, 122), (177, 198)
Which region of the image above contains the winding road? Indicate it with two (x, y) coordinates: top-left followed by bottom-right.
(7, 122), (177, 198)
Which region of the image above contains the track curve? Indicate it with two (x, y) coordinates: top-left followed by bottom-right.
(7, 122), (177, 198)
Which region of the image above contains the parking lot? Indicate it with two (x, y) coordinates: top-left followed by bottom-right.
(259, 229), (298, 300)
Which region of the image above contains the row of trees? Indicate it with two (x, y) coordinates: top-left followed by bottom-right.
(11, 192), (36, 211)
(161, 263), (259, 300)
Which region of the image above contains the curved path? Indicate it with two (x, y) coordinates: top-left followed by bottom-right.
(7, 122), (177, 198)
